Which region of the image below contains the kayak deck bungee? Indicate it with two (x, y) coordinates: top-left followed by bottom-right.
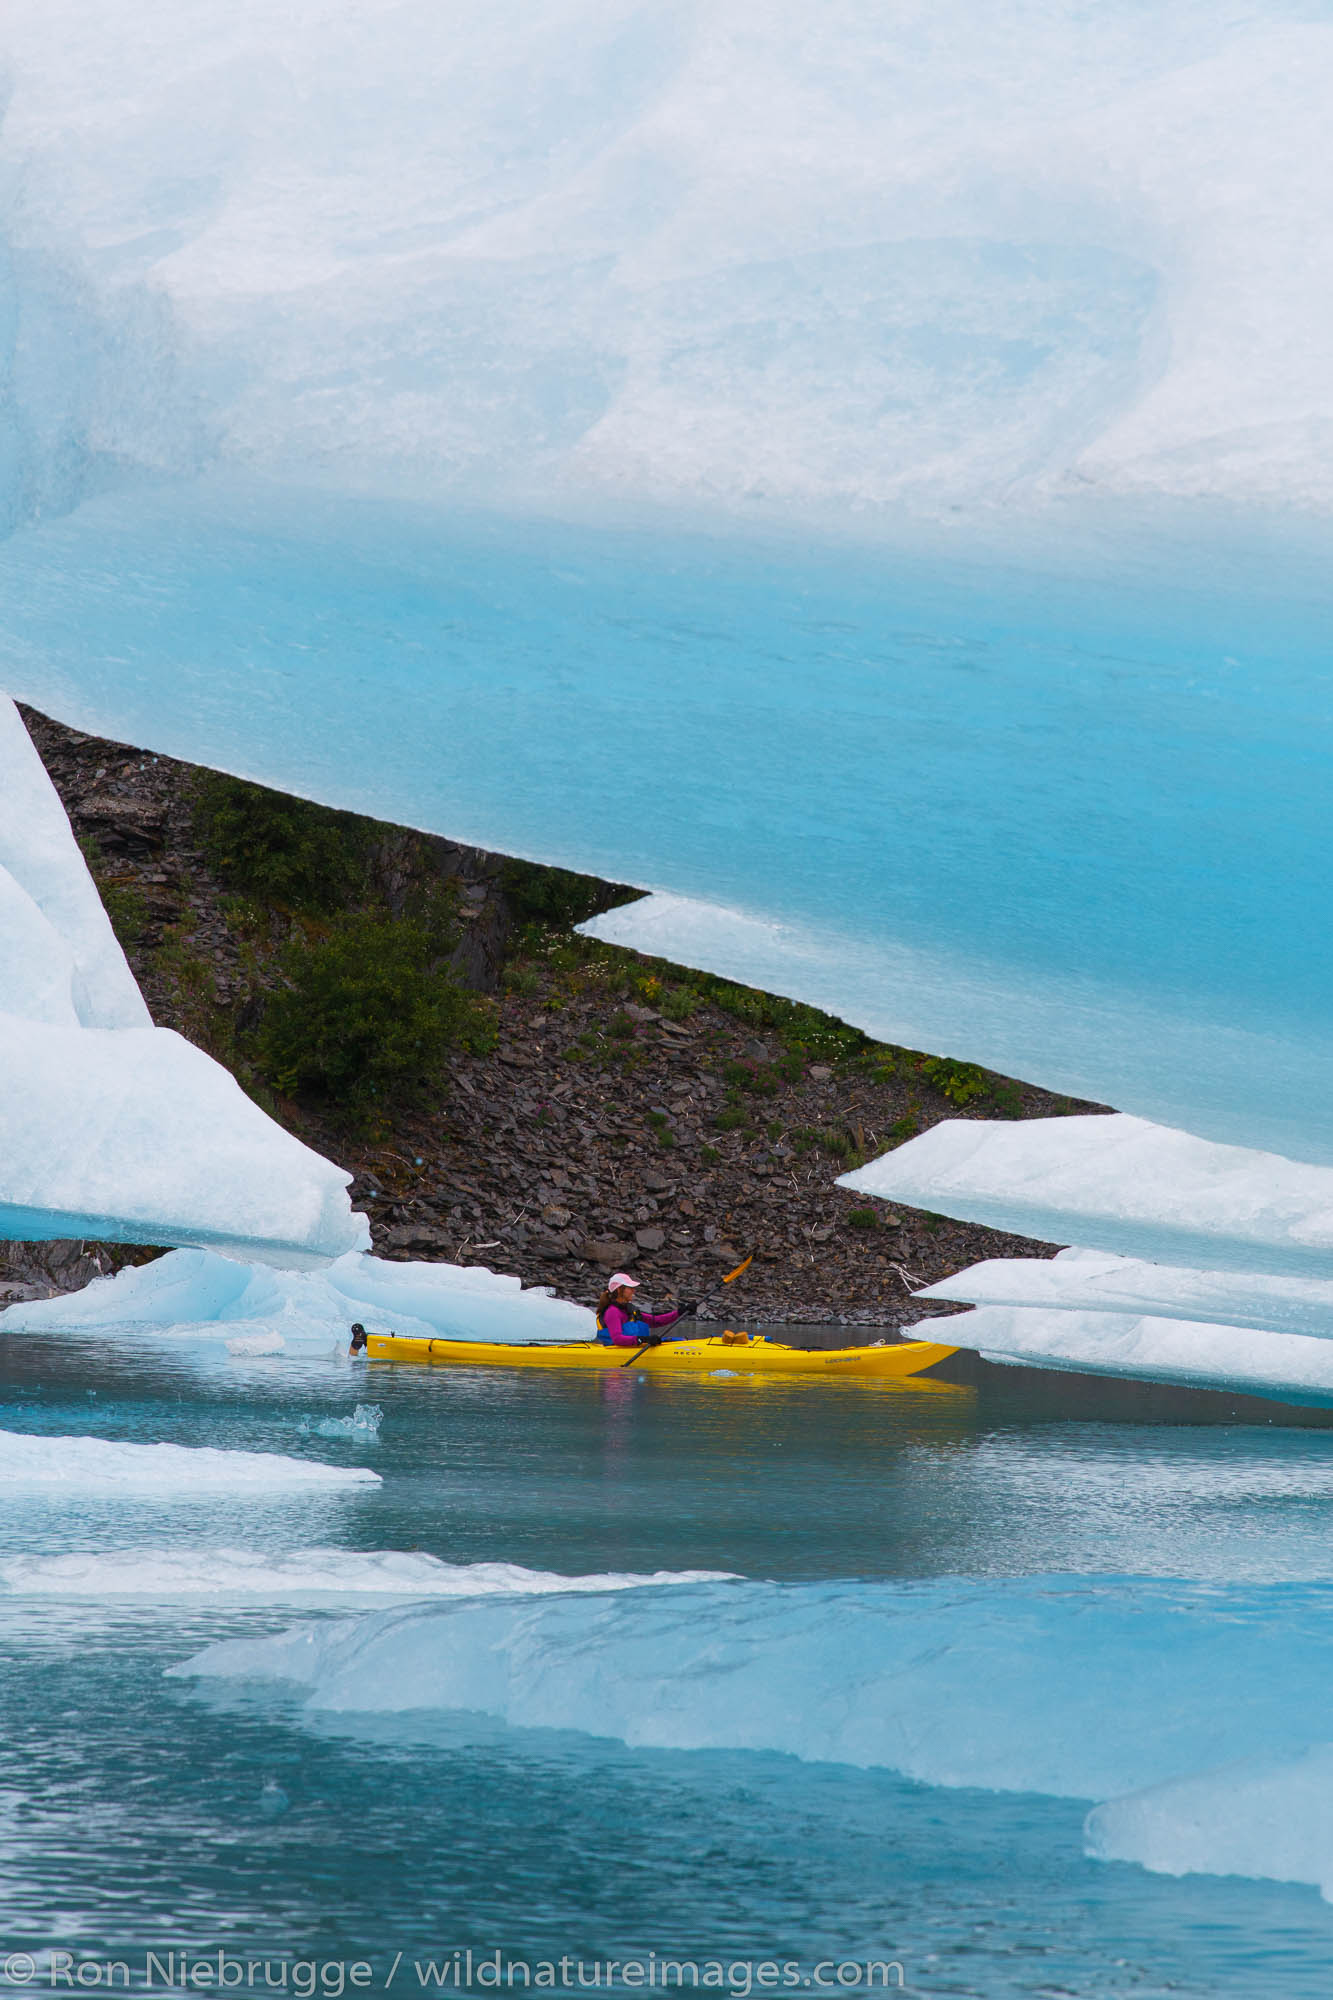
(361, 1330), (958, 1376)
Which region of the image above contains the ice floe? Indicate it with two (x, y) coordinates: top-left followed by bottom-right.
(842, 1115), (1333, 1279)
(171, 1571), (1333, 1799)
(1086, 1744), (1333, 1901)
(0, 699), (366, 1265)
(923, 1247), (1333, 1343)
(0, 1429), (379, 1494)
(0, 1547), (729, 1598)
(936, 1305), (1333, 1400)
(173, 1568), (1333, 1902)
(0, 1246), (595, 1350)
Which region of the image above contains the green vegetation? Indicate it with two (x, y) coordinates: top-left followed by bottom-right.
(721, 1058), (779, 1096)
(645, 1110), (676, 1149)
(846, 1208), (878, 1230)
(257, 912), (494, 1110)
(79, 837), (149, 948)
(713, 1102), (749, 1132)
(192, 773), (379, 911)
(918, 1056), (990, 1106)
(500, 859), (636, 931)
(185, 777), (494, 1118)
(793, 1124), (861, 1163)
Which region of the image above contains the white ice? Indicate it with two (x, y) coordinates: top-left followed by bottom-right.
(171, 1571), (1333, 1802)
(4, 0), (1333, 519)
(0, 700), (147, 1032)
(0, 700), (365, 1263)
(174, 1567), (1333, 1904)
(1086, 1744), (1333, 1902)
(0, 1429), (378, 1494)
(935, 1304), (1333, 1401)
(0, 1247), (595, 1351)
(923, 1248), (1333, 1344)
(0, 1548), (729, 1599)
(841, 1115), (1333, 1281)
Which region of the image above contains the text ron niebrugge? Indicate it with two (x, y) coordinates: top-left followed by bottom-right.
(1, 1951), (908, 1994)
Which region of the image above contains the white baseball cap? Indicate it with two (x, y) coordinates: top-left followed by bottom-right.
(607, 1272), (639, 1289)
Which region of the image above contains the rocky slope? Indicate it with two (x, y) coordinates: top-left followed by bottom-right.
(9, 706), (1106, 1323)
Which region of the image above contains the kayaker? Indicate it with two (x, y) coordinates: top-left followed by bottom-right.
(595, 1273), (697, 1347)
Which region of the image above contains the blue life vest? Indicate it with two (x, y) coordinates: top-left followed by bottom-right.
(595, 1305), (646, 1344)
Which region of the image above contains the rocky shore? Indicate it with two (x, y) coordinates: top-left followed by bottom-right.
(11, 705), (1108, 1324)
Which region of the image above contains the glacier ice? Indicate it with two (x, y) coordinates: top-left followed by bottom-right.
(175, 1569), (1333, 1901)
(935, 1304), (1333, 1401)
(173, 1571), (1333, 1801)
(923, 1248), (1333, 1344)
(0, 1246), (596, 1351)
(0, 1429), (378, 1494)
(1, 7), (1333, 1161)
(0, 700), (148, 1031)
(840, 1115), (1333, 1280)
(846, 1117), (1333, 1394)
(0, 698), (365, 1262)
(1086, 1745), (1333, 1902)
(0, 1548), (729, 1600)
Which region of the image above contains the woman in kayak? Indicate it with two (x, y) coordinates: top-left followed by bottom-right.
(596, 1272), (697, 1347)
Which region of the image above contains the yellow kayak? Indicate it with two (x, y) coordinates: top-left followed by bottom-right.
(362, 1330), (958, 1377)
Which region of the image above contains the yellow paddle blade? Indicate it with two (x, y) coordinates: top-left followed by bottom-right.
(721, 1251), (755, 1286)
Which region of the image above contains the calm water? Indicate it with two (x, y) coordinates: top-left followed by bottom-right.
(3, 1327), (1333, 1998)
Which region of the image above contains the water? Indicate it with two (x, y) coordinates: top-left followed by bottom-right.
(4, 1327), (1333, 1997)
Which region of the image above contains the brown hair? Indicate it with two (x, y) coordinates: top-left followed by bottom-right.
(596, 1285), (639, 1322)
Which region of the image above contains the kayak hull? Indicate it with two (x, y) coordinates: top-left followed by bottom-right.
(363, 1331), (959, 1376)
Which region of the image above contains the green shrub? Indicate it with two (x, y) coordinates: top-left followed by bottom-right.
(721, 1059), (779, 1096)
(846, 1208), (878, 1230)
(193, 773), (375, 911)
(256, 913), (492, 1107)
(918, 1056), (991, 1106)
(79, 839), (149, 948)
(501, 860), (638, 931)
(792, 1124), (859, 1162)
(645, 1110), (676, 1150)
(713, 1102), (748, 1131)
(659, 985), (701, 1021)
(699, 1145), (721, 1165)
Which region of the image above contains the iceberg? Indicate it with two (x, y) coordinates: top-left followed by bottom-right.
(0, 697), (365, 1263)
(0, 1246), (595, 1351)
(172, 1571), (1333, 1801)
(840, 1115), (1333, 1280)
(0, 1429), (378, 1494)
(922, 1248), (1333, 1344)
(1086, 1745), (1333, 1902)
(1, 5), (1333, 1164)
(175, 1568), (1333, 1900)
(0, 1548), (729, 1600)
(934, 1304), (1333, 1401)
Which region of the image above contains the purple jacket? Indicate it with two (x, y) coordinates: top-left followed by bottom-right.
(598, 1305), (681, 1347)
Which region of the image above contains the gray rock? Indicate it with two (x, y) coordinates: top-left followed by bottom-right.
(584, 1238), (636, 1268)
(635, 1226), (666, 1251)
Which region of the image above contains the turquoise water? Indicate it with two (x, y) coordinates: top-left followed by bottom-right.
(5, 1330), (1333, 1996)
